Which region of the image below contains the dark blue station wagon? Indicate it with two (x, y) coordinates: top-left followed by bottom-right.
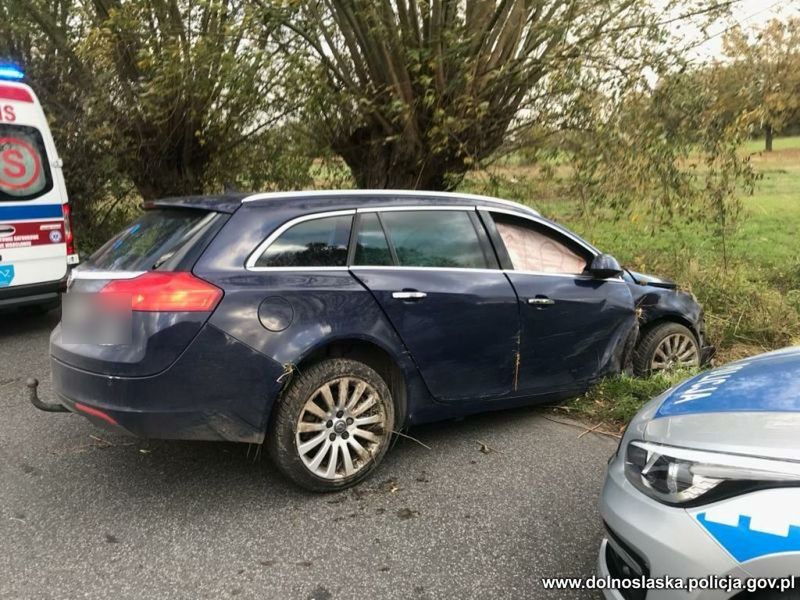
(41, 191), (710, 490)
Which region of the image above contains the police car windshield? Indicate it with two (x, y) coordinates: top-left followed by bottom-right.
(0, 124), (53, 201)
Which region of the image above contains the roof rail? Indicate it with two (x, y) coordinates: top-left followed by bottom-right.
(240, 189), (540, 216)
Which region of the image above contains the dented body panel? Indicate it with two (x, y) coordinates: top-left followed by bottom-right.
(505, 273), (636, 394)
(48, 191), (698, 443)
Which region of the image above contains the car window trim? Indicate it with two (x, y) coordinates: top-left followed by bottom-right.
(371, 206), (495, 271)
(504, 269), (626, 283)
(247, 205), (582, 273)
(486, 207), (600, 259)
(483, 207), (624, 279)
(348, 212), (398, 267)
(245, 209), (356, 271)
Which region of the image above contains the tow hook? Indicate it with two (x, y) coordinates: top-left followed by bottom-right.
(26, 378), (69, 413)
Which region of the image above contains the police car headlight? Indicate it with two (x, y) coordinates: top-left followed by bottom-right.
(625, 440), (800, 506)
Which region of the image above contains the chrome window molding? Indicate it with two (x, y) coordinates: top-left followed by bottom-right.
(244, 204), (617, 279)
(245, 209), (355, 270)
(506, 269), (624, 283)
(350, 265), (501, 274)
(355, 205), (473, 213)
(485, 206), (600, 257)
(246, 206), (480, 271)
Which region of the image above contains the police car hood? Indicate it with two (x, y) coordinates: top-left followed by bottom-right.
(643, 347), (800, 462)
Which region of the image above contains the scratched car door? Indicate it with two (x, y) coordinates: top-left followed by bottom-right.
(350, 207), (520, 402)
(485, 210), (636, 396)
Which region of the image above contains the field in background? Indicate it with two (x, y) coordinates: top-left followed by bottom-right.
(463, 136), (800, 429)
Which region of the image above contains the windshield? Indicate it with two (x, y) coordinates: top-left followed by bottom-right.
(84, 208), (217, 272)
(0, 124), (53, 201)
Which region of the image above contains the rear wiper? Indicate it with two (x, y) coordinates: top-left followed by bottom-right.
(151, 252), (175, 270)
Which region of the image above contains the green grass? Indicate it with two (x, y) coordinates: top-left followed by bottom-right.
(564, 368), (701, 430)
(463, 136), (800, 427)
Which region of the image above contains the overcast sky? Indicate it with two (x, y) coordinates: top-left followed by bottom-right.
(677, 0), (800, 62)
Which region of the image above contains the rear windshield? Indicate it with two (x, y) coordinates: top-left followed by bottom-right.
(85, 208), (217, 271)
(0, 124), (54, 201)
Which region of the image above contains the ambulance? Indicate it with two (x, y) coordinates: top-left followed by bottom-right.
(0, 65), (78, 312)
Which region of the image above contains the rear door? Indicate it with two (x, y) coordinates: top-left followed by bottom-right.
(350, 207), (520, 402)
(484, 210), (636, 395)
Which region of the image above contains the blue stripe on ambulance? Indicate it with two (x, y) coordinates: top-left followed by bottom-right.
(0, 204), (63, 221)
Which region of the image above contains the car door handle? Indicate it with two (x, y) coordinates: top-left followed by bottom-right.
(528, 297), (555, 306)
(392, 291), (427, 300)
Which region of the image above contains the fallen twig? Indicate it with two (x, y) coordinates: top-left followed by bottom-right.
(577, 423), (603, 439)
(392, 430), (431, 450)
(542, 415), (621, 440)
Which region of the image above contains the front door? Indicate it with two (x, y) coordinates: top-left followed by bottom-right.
(486, 210), (636, 395)
(350, 208), (519, 402)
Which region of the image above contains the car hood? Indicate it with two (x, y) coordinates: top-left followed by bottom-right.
(641, 347), (800, 461)
(626, 269), (677, 290)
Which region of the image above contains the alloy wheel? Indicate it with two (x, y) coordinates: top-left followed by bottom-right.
(650, 333), (699, 371)
(295, 376), (388, 480)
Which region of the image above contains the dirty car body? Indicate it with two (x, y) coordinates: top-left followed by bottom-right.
(43, 191), (698, 488)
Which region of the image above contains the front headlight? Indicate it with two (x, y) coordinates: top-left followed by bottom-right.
(624, 440), (800, 506)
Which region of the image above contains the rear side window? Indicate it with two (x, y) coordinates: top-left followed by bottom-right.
(86, 209), (217, 271)
(0, 124), (53, 201)
(380, 210), (491, 269)
(255, 215), (352, 268)
(353, 212), (393, 266)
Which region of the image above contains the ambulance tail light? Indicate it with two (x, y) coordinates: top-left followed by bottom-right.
(62, 203), (79, 263)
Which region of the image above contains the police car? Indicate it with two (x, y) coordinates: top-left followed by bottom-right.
(0, 65), (78, 312)
(599, 348), (800, 599)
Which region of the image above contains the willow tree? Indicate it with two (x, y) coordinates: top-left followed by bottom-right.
(278, 0), (734, 190)
(5, 0), (311, 202)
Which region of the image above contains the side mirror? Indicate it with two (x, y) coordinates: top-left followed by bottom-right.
(588, 254), (623, 279)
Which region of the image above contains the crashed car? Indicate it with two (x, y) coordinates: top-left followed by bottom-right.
(599, 349), (800, 599)
(34, 190), (710, 491)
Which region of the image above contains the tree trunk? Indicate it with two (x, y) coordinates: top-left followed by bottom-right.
(765, 124), (773, 152)
(333, 127), (462, 191)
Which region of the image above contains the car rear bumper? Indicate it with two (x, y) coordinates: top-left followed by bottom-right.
(0, 276), (65, 310)
(49, 324), (286, 443)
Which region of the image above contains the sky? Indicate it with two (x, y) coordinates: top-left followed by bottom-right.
(677, 0), (800, 62)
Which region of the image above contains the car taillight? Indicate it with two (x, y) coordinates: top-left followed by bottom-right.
(100, 272), (223, 312)
(62, 203), (76, 256)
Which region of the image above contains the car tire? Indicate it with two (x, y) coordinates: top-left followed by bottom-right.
(267, 358), (395, 492)
(633, 322), (700, 377)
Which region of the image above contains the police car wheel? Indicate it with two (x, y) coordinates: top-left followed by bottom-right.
(633, 322), (700, 377)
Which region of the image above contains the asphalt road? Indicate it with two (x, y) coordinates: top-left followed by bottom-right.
(0, 310), (615, 600)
